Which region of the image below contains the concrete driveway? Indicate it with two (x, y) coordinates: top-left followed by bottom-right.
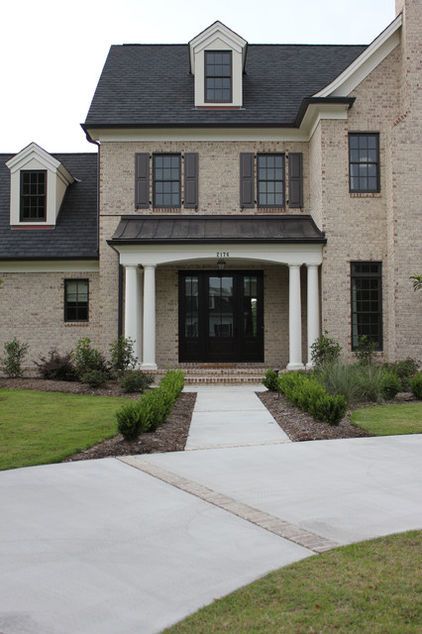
(1, 434), (422, 634)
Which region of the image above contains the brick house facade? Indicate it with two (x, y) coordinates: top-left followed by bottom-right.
(0, 1), (421, 372)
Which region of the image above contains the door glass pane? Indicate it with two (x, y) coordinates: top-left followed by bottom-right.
(208, 276), (233, 337)
(243, 275), (258, 337)
(184, 276), (199, 338)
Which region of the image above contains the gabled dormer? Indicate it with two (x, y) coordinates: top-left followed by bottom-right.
(6, 142), (74, 227)
(189, 21), (247, 108)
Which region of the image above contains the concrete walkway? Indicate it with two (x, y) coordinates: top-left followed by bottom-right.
(184, 384), (290, 449)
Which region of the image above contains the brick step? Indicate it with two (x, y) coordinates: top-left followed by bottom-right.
(184, 375), (265, 385)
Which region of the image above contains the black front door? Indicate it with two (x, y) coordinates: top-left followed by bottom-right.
(179, 271), (264, 362)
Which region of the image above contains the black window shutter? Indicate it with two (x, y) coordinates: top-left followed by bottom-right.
(289, 153), (303, 208)
(184, 153), (199, 209)
(240, 153), (254, 208)
(135, 153), (150, 208)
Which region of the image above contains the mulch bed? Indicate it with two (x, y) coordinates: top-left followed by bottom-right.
(66, 392), (196, 461)
(259, 391), (370, 441)
(0, 377), (141, 398)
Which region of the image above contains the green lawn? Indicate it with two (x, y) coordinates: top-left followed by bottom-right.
(167, 531), (422, 633)
(0, 388), (132, 470)
(352, 402), (422, 436)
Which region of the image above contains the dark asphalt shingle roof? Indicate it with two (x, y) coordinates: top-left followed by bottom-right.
(84, 43), (366, 127)
(0, 153), (98, 260)
(110, 215), (326, 244)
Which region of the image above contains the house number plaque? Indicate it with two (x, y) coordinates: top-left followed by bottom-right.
(216, 251), (230, 258)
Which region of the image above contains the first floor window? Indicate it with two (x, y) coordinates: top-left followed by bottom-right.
(20, 170), (47, 221)
(65, 279), (89, 322)
(153, 154), (181, 208)
(351, 262), (382, 350)
(257, 154), (285, 207)
(349, 133), (380, 193)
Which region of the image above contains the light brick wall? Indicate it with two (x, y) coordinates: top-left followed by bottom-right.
(100, 140), (310, 216)
(0, 271), (100, 374)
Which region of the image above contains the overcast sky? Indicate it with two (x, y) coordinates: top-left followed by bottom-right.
(1, 0), (395, 153)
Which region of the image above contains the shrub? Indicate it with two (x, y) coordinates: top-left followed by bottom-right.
(384, 358), (419, 391)
(310, 333), (341, 368)
(117, 404), (146, 440)
(316, 362), (362, 404)
(80, 369), (109, 388)
(74, 338), (110, 380)
(120, 369), (154, 393)
(410, 372), (422, 399)
(110, 336), (137, 374)
(263, 369), (279, 391)
(278, 371), (346, 425)
(354, 335), (377, 365)
(1, 338), (29, 378)
(35, 350), (77, 381)
(115, 370), (184, 440)
(380, 369), (401, 400)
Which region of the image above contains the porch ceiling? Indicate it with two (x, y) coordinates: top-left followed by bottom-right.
(109, 215), (326, 245)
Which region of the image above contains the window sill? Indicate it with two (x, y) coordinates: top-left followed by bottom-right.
(349, 192), (382, 198)
(64, 322), (90, 327)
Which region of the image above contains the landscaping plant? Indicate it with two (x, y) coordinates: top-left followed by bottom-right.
(35, 350), (77, 381)
(119, 369), (154, 393)
(263, 368), (279, 391)
(354, 335), (377, 365)
(410, 372), (422, 399)
(109, 336), (137, 374)
(278, 372), (347, 425)
(1, 338), (29, 378)
(73, 337), (111, 385)
(117, 370), (184, 440)
(310, 333), (341, 368)
(384, 358), (419, 391)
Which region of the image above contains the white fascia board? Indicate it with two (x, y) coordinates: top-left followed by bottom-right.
(5, 142), (74, 184)
(0, 260), (99, 273)
(314, 14), (402, 98)
(189, 21), (247, 72)
(114, 242), (323, 267)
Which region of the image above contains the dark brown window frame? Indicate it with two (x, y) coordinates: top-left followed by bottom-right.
(256, 153), (285, 208)
(204, 50), (233, 104)
(350, 261), (383, 351)
(152, 153), (181, 209)
(64, 278), (89, 323)
(20, 170), (47, 222)
(348, 132), (380, 193)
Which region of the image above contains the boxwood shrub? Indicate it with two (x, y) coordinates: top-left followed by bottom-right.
(278, 372), (347, 425)
(263, 369), (279, 391)
(117, 370), (184, 440)
(410, 372), (422, 400)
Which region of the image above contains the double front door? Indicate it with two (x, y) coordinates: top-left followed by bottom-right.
(179, 271), (264, 362)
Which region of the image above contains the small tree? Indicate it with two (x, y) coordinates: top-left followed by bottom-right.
(311, 333), (341, 368)
(355, 335), (377, 365)
(1, 338), (29, 378)
(109, 336), (137, 374)
(410, 274), (422, 292)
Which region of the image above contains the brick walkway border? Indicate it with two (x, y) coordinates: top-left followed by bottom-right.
(118, 456), (339, 554)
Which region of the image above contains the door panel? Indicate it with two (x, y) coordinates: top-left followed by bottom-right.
(179, 271), (264, 362)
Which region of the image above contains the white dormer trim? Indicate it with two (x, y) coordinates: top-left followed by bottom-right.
(189, 21), (247, 108)
(6, 142), (74, 227)
(314, 14), (402, 98)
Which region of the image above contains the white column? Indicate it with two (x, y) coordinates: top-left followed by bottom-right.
(287, 264), (304, 371)
(142, 264), (157, 370)
(124, 265), (140, 361)
(306, 265), (320, 369)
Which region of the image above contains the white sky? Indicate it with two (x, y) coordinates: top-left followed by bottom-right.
(0, 0), (395, 153)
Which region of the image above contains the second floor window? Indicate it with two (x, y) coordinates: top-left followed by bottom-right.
(205, 51), (232, 103)
(20, 170), (46, 221)
(257, 154), (285, 207)
(349, 133), (380, 193)
(153, 154), (181, 208)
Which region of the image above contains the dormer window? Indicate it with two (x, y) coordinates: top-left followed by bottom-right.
(6, 142), (74, 227)
(205, 51), (232, 103)
(20, 170), (47, 221)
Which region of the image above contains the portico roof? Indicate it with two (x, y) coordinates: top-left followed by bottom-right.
(109, 215), (326, 245)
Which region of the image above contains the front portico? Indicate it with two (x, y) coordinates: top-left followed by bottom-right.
(109, 215), (325, 371)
